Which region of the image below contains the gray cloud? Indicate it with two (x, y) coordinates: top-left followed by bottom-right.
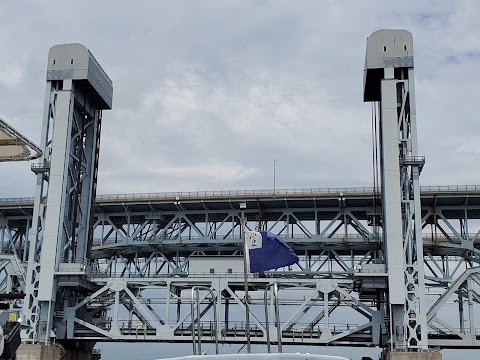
(2, 1), (479, 200)
(1, 1), (480, 358)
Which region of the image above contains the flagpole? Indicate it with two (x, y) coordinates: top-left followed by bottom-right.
(240, 202), (251, 353)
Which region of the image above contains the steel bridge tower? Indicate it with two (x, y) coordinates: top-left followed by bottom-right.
(22, 44), (112, 355)
(364, 30), (428, 352)
(2, 30), (476, 359)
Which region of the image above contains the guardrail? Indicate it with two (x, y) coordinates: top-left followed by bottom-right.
(91, 232), (479, 247)
(92, 233), (379, 246)
(92, 185), (480, 200)
(2, 185), (480, 205)
(0, 196), (34, 204)
(88, 318), (362, 336)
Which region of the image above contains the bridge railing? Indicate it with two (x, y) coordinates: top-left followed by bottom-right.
(94, 187), (378, 201)
(72, 185), (480, 200)
(0, 196), (34, 204)
(420, 185), (480, 193)
(92, 233), (379, 246)
(91, 232), (479, 247)
(86, 318), (363, 337)
(3, 185), (480, 205)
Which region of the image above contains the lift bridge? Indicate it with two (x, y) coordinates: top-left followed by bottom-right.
(0, 30), (479, 359)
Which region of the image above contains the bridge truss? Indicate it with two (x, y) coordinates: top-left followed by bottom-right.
(1, 186), (480, 348)
(0, 30), (479, 357)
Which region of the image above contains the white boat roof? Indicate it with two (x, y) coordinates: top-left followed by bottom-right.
(158, 354), (349, 360)
(0, 117), (42, 162)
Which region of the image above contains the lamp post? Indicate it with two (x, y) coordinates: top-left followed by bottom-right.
(273, 159), (277, 194)
(240, 202), (251, 353)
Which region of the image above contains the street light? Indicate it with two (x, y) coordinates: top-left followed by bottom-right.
(273, 159), (277, 194)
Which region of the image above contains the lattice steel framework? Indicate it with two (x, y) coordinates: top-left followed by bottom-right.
(364, 29), (428, 349)
(1, 187), (480, 348)
(0, 30), (479, 354)
(22, 44), (112, 344)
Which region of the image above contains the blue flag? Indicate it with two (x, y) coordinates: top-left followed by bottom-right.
(245, 231), (299, 273)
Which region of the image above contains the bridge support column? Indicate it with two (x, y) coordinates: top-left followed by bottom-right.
(23, 43), (113, 344)
(364, 29), (428, 350)
(17, 343), (100, 360)
(16, 344), (62, 360)
(380, 351), (442, 360)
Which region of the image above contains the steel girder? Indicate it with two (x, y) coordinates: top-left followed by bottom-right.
(58, 276), (382, 347)
(2, 189), (480, 347)
(427, 267), (480, 348)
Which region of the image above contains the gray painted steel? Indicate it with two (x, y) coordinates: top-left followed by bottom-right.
(364, 29), (428, 349)
(47, 43), (113, 109)
(0, 31), (478, 354)
(364, 29), (413, 102)
(1, 187), (480, 348)
(22, 43), (112, 346)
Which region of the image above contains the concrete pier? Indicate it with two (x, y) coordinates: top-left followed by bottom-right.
(380, 351), (442, 360)
(17, 344), (99, 360)
(17, 344), (62, 360)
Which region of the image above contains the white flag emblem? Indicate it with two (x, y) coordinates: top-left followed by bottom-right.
(245, 231), (263, 249)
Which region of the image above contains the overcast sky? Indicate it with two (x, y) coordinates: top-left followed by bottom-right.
(1, 0), (480, 199)
(1, 1), (480, 359)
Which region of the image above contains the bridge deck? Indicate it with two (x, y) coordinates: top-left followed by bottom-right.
(2, 185), (480, 218)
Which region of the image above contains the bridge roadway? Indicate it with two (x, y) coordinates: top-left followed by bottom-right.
(1, 185), (480, 259)
(1, 186), (480, 347)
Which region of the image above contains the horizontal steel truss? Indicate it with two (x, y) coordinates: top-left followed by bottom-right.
(427, 267), (480, 347)
(58, 277), (382, 346)
(0, 254), (25, 308)
(2, 195), (480, 347)
(91, 206), (480, 253)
